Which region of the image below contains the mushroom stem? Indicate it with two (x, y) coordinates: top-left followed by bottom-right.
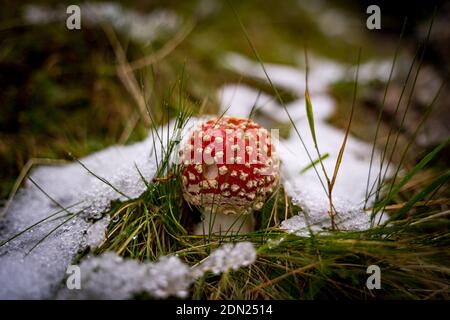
(194, 211), (255, 235)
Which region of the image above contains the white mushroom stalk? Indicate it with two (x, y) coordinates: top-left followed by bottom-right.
(179, 116), (280, 234)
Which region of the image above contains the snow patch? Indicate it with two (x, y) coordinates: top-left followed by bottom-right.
(0, 128), (167, 299)
(24, 3), (181, 45)
(222, 52), (395, 94)
(86, 216), (110, 249)
(191, 242), (257, 278)
(58, 242), (256, 299)
(57, 252), (192, 299)
(218, 54), (392, 235)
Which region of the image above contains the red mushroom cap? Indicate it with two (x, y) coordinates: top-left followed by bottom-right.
(179, 116), (280, 215)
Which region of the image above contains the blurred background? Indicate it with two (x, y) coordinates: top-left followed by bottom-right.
(0, 0), (449, 200)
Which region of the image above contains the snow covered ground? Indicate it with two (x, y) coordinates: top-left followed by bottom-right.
(0, 53), (391, 299)
(0, 133), (158, 298)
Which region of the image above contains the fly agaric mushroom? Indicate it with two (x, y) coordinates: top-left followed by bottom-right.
(179, 116), (280, 234)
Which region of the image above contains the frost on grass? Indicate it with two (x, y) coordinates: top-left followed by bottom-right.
(24, 2), (181, 45)
(219, 53), (393, 235)
(58, 242), (256, 299)
(0, 132), (162, 299)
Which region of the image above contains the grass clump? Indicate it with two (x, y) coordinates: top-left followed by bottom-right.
(88, 103), (449, 299)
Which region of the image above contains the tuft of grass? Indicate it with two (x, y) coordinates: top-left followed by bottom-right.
(97, 105), (193, 260)
(95, 100), (300, 261)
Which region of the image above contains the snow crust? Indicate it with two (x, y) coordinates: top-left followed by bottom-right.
(57, 242), (256, 299)
(0, 134), (159, 299)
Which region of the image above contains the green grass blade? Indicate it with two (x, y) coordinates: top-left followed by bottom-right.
(364, 17), (408, 207)
(26, 209), (83, 254)
(72, 157), (131, 200)
(300, 153), (330, 174)
(329, 48), (361, 191)
(374, 137), (450, 212)
(388, 169), (450, 222)
(370, 9), (436, 204)
(227, 0), (330, 198)
(366, 46), (421, 201)
(366, 81), (446, 205)
(0, 201), (82, 247)
(305, 89), (317, 147)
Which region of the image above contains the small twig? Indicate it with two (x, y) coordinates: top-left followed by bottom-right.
(128, 21), (195, 71)
(410, 210), (450, 226)
(118, 110), (140, 144)
(101, 22), (152, 126)
(152, 174), (175, 183)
